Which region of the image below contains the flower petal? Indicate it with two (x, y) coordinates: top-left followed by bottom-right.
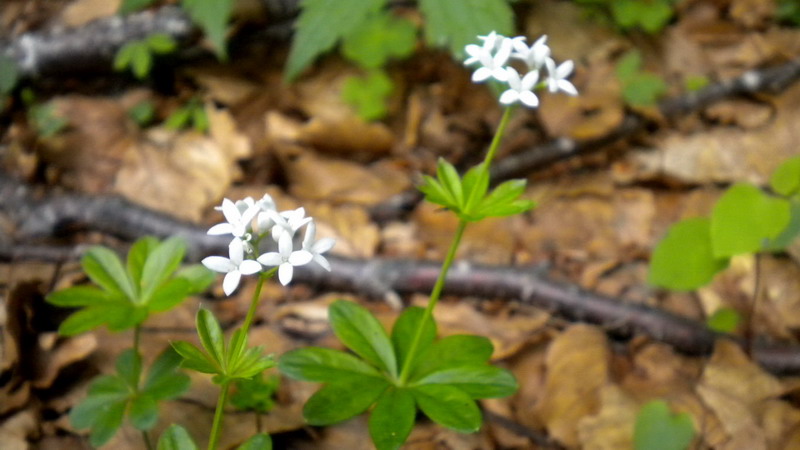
(288, 250), (313, 266)
(278, 263), (293, 286)
(202, 256), (234, 273)
(207, 223), (233, 235)
(223, 271), (242, 296)
(257, 253), (282, 266)
(499, 90), (520, 105)
(239, 260), (263, 276)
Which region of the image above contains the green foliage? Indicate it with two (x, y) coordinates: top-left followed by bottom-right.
(181, 0), (234, 60)
(237, 433), (273, 450)
(684, 74), (710, 92)
(172, 308), (275, 385)
(634, 400), (695, 450)
(128, 100), (156, 126)
(29, 102), (68, 137)
(341, 12), (417, 69)
(114, 33), (177, 79)
(119, 0), (156, 15)
(710, 183), (790, 257)
(706, 307), (742, 333)
(230, 373), (280, 414)
(279, 300), (518, 450)
(777, 0), (800, 26)
(576, 0), (675, 33)
(418, 0), (514, 59)
(47, 236), (214, 336)
(70, 348), (190, 447)
(342, 70), (394, 121)
(615, 50), (667, 107)
(164, 98), (208, 132)
(0, 54), (19, 110)
(284, 0), (386, 81)
(650, 158), (800, 291)
(158, 424), (198, 450)
(648, 218), (729, 291)
(419, 159), (536, 222)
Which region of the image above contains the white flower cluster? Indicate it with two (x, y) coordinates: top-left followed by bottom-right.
(201, 195), (335, 295)
(464, 31), (578, 108)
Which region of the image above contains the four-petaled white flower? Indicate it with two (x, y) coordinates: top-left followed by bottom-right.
(511, 35), (550, 71)
(545, 58), (578, 96)
(464, 33), (513, 83)
(208, 198), (258, 240)
(302, 221), (335, 272)
(499, 67), (540, 108)
(202, 238), (263, 296)
(257, 231), (313, 286)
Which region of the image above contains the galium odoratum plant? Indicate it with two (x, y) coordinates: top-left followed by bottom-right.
(167, 193), (335, 449)
(278, 32), (578, 450)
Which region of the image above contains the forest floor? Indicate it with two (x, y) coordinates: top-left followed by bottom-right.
(4, 0), (800, 448)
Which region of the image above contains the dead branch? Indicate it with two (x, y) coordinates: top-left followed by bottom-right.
(3, 173), (800, 375)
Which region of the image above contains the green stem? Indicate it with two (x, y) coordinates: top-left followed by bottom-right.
(207, 382), (231, 450)
(398, 220), (468, 384)
(133, 324), (141, 355)
(141, 430), (154, 450)
(241, 273), (269, 335)
(483, 106), (514, 168)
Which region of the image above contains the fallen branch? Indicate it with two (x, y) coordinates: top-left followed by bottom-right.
(3, 173), (800, 374)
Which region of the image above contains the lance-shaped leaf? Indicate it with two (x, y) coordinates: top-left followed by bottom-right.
(329, 300), (398, 378)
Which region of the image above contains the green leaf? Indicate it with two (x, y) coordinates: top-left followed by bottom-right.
(146, 33), (177, 54)
(415, 366), (517, 399)
(106, 304), (149, 331)
(116, 349), (143, 389)
(70, 373), (130, 447)
(279, 347), (382, 382)
(391, 306), (436, 370)
(706, 307), (741, 334)
(182, 0), (234, 60)
(164, 106), (192, 130)
(634, 400), (695, 450)
(172, 341), (219, 374)
(143, 347), (191, 400)
(230, 374), (280, 414)
(766, 200), (800, 250)
(303, 376), (389, 425)
(412, 384), (481, 433)
(191, 106), (209, 133)
(329, 300), (398, 378)
(229, 346), (274, 380)
(284, 0), (386, 81)
(58, 304), (126, 336)
(770, 156), (800, 197)
(711, 183), (791, 257)
(175, 264), (216, 294)
(437, 158), (464, 209)
(196, 308), (225, 367)
(369, 387), (416, 450)
(0, 54), (20, 95)
(475, 179), (535, 219)
(411, 335), (494, 380)
(341, 70), (394, 121)
(46, 286), (115, 307)
(146, 278), (192, 312)
(237, 433), (272, 450)
(82, 246), (136, 300)
(157, 424), (198, 450)
(129, 394), (159, 430)
(127, 236), (159, 287)
(638, 1), (673, 33)
(419, 0), (513, 60)
(341, 12), (417, 69)
(461, 163), (490, 214)
(648, 217), (729, 291)
(119, 0), (156, 14)
(419, 175), (454, 209)
(140, 236), (186, 302)
(684, 75), (709, 92)
(130, 43), (153, 79)
(87, 399), (128, 447)
(622, 73), (667, 106)
(128, 100), (156, 126)
(114, 42), (137, 72)
(615, 50), (642, 82)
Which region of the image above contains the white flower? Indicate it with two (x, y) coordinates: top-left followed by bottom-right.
(269, 207), (312, 242)
(254, 194), (278, 234)
(464, 33), (513, 83)
(207, 198), (259, 240)
(511, 35), (550, 71)
(499, 67), (540, 108)
(257, 230), (313, 286)
(202, 239), (263, 296)
(545, 58), (578, 96)
(302, 221), (335, 271)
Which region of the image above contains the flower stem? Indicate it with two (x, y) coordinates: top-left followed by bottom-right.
(483, 106), (514, 168)
(207, 381), (231, 450)
(241, 273), (267, 335)
(398, 219), (468, 384)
